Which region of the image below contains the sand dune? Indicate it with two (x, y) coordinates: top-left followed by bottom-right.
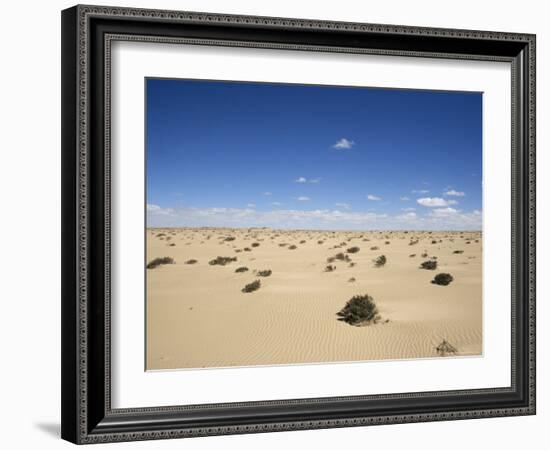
(146, 228), (482, 370)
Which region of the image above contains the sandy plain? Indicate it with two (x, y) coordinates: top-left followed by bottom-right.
(146, 228), (482, 370)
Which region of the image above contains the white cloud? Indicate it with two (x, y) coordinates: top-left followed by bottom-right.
(335, 202), (351, 210)
(263, 191), (272, 196)
(367, 194), (381, 201)
(417, 197), (458, 207)
(402, 207), (416, 212)
(146, 204), (175, 216)
(333, 138), (355, 149)
(146, 205), (481, 230)
(247, 203), (256, 208)
(412, 189), (430, 194)
(429, 207), (459, 217)
(444, 189), (465, 197)
(400, 196), (410, 201)
(296, 196), (311, 202)
(294, 176), (322, 184)
(271, 202), (284, 207)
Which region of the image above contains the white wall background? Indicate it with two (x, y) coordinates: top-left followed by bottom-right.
(0, 0), (545, 448)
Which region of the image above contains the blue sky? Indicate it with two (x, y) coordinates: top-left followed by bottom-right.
(146, 78), (482, 230)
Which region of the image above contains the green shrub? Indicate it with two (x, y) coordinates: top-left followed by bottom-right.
(336, 294), (380, 326)
(242, 280), (261, 293)
(431, 273), (454, 286)
(420, 260), (437, 270)
(373, 255), (386, 267)
(209, 256), (237, 266)
(146, 257), (174, 269)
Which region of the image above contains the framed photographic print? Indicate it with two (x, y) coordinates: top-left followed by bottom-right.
(61, 5), (536, 444)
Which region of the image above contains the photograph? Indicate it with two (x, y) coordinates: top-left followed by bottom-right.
(145, 78), (483, 370)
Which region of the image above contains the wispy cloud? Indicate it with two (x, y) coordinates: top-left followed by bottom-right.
(401, 207), (416, 212)
(367, 194), (381, 201)
(263, 191), (272, 196)
(147, 204), (175, 216)
(400, 196), (410, 201)
(429, 207), (459, 217)
(271, 202), (284, 207)
(335, 202), (351, 210)
(296, 196), (311, 202)
(247, 203), (256, 208)
(147, 206), (481, 230)
(417, 197), (458, 207)
(294, 176), (322, 184)
(412, 189), (430, 194)
(444, 189), (465, 197)
(333, 138), (355, 150)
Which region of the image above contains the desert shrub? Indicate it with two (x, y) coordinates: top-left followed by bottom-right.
(257, 269), (272, 277)
(431, 240), (437, 244)
(409, 254), (416, 258)
(251, 242), (260, 247)
(349, 262), (356, 267)
(409, 240), (419, 246)
(336, 294), (380, 326)
(348, 277), (356, 283)
(156, 233), (166, 238)
(453, 250), (464, 254)
(317, 240), (324, 244)
(242, 280), (261, 293)
(370, 246), (379, 251)
(235, 266), (249, 273)
(385, 241), (390, 245)
(436, 339), (458, 356)
(185, 259), (198, 265)
(168, 243), (175, 247)
(279, 243), (288, 247)
(300, 240), (306, 244)
(235, 249), (242, 253)
(146, 257), (174, 269)
(243, 247), (251, 252)
(431, 273), (454, 286)
(420, 260), (437, 270)
(335, 252), (351, 262)
(346, 246), (360, 254)
(466, 241), (471, 245)
(373, 255), (387, 267)
(209, 256), (237, 266)
(324, 265), (336, 272)
(421, 252), (428, 258)
(224, 236), (235, 242)
(288, 245), (297, 250)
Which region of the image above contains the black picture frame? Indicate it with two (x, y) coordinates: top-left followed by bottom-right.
(61, 4), (536, 444)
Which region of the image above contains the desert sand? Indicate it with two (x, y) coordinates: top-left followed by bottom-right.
(146, 228), (482, 370)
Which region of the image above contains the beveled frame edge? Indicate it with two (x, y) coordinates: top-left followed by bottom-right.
(61, 4), (536, 444)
